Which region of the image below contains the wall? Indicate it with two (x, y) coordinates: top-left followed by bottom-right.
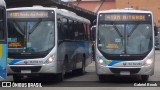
(116, 0), (160, 26)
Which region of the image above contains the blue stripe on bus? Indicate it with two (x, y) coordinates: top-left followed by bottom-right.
(108, 60), (123, 66)
(77, 42), (89, 56)
(0, 66), (6, 79)
(100, 56), (123, 66)
(0, 44), (7, 68)
(8, 59), (22, 65)
(0, 44), (7, 79)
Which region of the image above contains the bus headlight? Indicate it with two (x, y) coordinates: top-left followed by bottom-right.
(97, 57), (106, 65)
(145, 58), (153, 65)
(45, 55), (55, 64)
(99, 59), (104, 64)
(49, 56), (54, 62)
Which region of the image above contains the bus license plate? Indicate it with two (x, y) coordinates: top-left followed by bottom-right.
(120, 71), (130, 75)
(21, 70), (31, 74)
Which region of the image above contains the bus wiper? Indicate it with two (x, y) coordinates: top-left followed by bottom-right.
(127, 24), (138, 37)
(29, 19), (42, 34)
(21, 52), (31, 54)
(13, 20), (24, 35)
(112, 24), (123, 37)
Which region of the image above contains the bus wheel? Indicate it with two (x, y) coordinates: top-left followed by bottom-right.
(55, 66), (65, 82)
(55, 73), (64, 82)
(73, 56), (85, 75)
(13, 75), (22, 82)
(98, 75), (106, 82)
(80, 56), (86, 75)
(56, 57), (67, 82)
(141, 75), (149, 82)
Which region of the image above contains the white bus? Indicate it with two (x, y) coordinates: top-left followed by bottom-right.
(7, 6), (92, 81)
(94, 9), (155, 81)
(0, 0), (7, 81)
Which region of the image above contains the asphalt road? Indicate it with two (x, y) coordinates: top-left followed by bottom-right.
(2, 50), (160, 90)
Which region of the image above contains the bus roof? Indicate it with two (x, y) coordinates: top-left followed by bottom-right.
(7, 6), (90, 24)
(98, 8), (152, 14)
(0, 0), (6, 7)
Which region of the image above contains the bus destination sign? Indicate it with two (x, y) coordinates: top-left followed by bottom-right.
(99, 13), (151, 21)
(7, 10), (54, 18)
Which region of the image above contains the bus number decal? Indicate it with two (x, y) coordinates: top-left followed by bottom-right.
(106, 44), (118, 49)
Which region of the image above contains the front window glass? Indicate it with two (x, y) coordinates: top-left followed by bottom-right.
(98, 23), (152, 54)
(8, 19), (55, 53)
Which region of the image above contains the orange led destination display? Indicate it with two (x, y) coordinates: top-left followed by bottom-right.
(99, 13), (151, 21)
(7, 11), (54, 18)
(105, 15), (145, 21)
(9, 42), (22, 47)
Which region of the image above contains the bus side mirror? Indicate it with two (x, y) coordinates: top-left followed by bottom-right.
(57, 18), (61, 22)
(91, 25), (96, 41)
(154, 26), (158, 36)
(93, 19), (97, 26)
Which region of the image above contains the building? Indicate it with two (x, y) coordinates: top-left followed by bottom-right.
(116, 0), (160, 27)
(69, 0), (160, 26)
(69, 0), (116, 13)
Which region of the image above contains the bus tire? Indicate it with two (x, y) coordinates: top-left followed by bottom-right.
(55, 56), (68, 82)
(72, 56), (85, 75)
(98, 75), (105, 82)
(55, 73), (64, 82)
(141, 75), (149, 82)
(13, 75), (22, 82)
(80, 56), (86, 75)
(55, 64), (65, 82)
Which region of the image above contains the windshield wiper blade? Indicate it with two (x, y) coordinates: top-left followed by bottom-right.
(29, 19), (42, 34)
(127, 24), (139, 37)
(21, 52), (31, 54)
(13, 20), (25, 35)
(112, 24), (123, 37)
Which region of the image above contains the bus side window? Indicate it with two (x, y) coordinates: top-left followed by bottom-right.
(87, 24), (91, 41)
(85, 24), (90, 41)
(78, 22), (85, 40)
(75, 22), (80, 40)
(0, 21), (4, 40)
(72, 20), (76, 40)
(57, 18), (64, 41)
(0, 9), (4, 40)
(62, 18), (68, 40)
(68, 19), (74, 40)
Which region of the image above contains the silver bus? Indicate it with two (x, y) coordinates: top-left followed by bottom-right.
(94, 9), (155, 81)
(7, 6), (92, 81)
(0, 0), (7, 81)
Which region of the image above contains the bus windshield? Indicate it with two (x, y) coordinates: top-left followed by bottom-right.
(98, 23), (152, 54)
(8, 19), (55, 53)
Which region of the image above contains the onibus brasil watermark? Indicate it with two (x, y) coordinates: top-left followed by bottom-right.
(2, 82), (42, 87)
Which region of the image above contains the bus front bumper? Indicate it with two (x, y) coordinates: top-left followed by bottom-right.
(7, 63), (58, 75)
(96, 64), (154, 76)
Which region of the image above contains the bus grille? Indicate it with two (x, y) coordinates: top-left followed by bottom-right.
(10, 66), (42, 72)
(109, 68), (140, 74)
